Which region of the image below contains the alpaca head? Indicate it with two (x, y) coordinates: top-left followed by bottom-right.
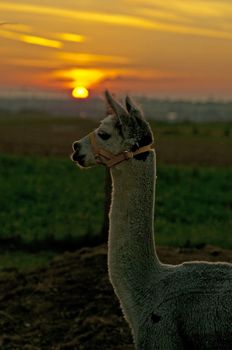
(71, 91), (153, 168)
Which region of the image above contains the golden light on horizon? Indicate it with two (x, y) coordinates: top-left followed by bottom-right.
(53, 68), (119, 96)
(54, 68), (106, 89)
(0, 0), (232, 99)
(72, 86), (89, 99)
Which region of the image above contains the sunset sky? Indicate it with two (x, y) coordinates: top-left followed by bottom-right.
(0, 0), (232, 99)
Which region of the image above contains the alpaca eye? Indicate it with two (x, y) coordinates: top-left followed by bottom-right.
(98, 131), (111, 140)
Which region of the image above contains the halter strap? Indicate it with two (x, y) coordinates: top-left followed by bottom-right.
(89, 131), (153, 168)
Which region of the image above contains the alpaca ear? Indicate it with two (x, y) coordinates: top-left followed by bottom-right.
(105, 90), (128, 122)
(125, 95), (144, 120)
(125, 95), (136, 113)
(105, 102), (114, 116)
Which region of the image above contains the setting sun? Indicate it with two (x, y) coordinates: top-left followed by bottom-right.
(72, 86), (89, 99)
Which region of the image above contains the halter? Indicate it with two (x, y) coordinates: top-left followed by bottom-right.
(89, 131), (153, 168)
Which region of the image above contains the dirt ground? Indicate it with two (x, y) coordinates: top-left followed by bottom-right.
(0, 244), (232, 350)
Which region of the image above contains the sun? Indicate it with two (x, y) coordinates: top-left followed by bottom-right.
(72, 86), (89, 99)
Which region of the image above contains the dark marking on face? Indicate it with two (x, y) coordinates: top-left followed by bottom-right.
(131, 142), (139, 152)
(151, 312), (161, 323)
(134, 151), (149, 161)
(134, 133), (153, 161)
(138, 132), (153, 148)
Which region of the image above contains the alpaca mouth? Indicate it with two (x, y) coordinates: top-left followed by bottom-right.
(71, 152), (85, 166)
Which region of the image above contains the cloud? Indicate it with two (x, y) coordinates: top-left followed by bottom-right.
(53, 66), (184, 90)
(21, 35), (62, 48)
(135, 8), (194, 24)
(1, 1), (231, 40)
(127, 0), (232, 37)
(102, 74), (182, 84)
(130, 0), (232, 27)
(0, 2), (156, 29)
(0, 28), (62, 48)
(174, 1), (224, 17)
(113, 68), (189, 80)
(57, 52), (130, 65)
(52, 68), (108, 88)
(0, 22), (32, 32)
(56, 33), (86, 43)
(128, 0), (231, 17)
(1, 57), (61, 69)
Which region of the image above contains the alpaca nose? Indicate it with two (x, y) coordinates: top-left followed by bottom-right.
(73, 141), (81, 152)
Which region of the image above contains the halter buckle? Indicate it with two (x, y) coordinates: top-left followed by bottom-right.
(94, 154), (102, 163)
(123, 151), (133, 160)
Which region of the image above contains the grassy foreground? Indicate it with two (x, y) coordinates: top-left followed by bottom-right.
(0, 153), (231, 251)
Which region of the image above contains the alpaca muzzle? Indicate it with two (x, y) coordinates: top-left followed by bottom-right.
(89, 131), (153, 168)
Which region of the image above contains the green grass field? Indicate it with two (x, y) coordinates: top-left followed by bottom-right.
(0, 114), (231, 270)
(1, 153), (231, 250)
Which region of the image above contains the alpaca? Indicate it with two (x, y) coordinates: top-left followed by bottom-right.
(71, 91), (232, 350)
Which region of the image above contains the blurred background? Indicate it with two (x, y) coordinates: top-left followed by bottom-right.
(0, 0), (232, 271)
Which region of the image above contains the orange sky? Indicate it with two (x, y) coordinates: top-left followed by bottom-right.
(0, 0), (232, 99)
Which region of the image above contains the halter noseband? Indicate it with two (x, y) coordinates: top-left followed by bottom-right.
(89, 131), (153, 168)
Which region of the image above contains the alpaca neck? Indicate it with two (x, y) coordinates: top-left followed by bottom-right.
(108, 150), (162, 328)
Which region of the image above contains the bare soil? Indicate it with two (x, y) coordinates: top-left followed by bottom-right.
(0, 244), (232, 350)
